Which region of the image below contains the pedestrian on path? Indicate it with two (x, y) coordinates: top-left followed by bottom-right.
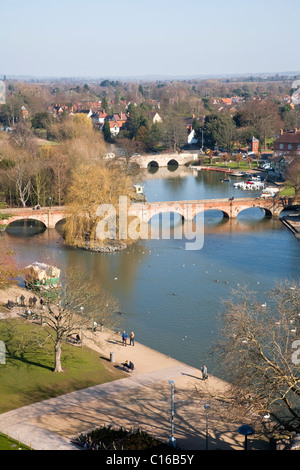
(122, 331), (128, 346)
(201, 364), (208, 380)
(20, 295), (25, 307)
(130, 331), (135, 346)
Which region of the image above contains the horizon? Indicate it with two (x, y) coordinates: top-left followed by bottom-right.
(1, 0), (299, 80)
(2, 70), (300, 83)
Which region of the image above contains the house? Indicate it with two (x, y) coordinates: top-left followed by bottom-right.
(270, 155), (295, 178)
(91, 110), (107, 127)
(221, 98), (232, 105)
(273, 128), (300, 155)
(108, 121), (120, 136)
(149, 112), (162, 124)
(112, 113), (128, 128)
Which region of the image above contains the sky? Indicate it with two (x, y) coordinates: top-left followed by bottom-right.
(1, 0), (300, 79)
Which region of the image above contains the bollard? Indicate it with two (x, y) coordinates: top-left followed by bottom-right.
(110, 352), (115, 362)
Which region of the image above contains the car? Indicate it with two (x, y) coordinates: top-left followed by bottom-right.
(132, 153), (141, 157)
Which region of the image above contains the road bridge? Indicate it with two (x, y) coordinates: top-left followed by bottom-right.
(0, 197), (298, 230)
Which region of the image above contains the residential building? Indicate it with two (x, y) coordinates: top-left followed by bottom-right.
(273, 128), (300, 155)
(270, 155), (295, 178)
(149, 112), (162, 124)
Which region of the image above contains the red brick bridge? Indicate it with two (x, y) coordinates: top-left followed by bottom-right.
(0, 197), (298, 229)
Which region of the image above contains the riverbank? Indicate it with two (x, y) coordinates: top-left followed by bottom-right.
(0, 285), (266, 450)
(281, 215), (300, 239)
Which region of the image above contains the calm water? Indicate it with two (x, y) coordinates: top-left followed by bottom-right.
(3, 167), (300, 377)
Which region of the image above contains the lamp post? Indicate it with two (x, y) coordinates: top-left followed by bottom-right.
(237, 424), (255, 450)
(168, 380), (176, 448)
(49, 196), (52, 209)
(204, 403), (210, 450)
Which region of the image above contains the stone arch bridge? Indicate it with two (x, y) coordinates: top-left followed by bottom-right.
(131, 152), (198, 169)
(0, 197), (298, 230)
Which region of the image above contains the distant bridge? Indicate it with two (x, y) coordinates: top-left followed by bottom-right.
(131, 152), (198, 169)
(1, 197), (298, 230)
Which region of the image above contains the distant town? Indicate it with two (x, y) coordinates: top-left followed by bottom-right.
(0, 73), (299, 209)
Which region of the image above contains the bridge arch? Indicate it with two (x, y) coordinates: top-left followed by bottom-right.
(194, 208), (230, 222)
(167, 159), (179, 170)
(148, 210), (185, 238)
(5, 218), (47, 235)
(237, 206), (272, 220)
(55, 217), (68, 234)
(147, 160), (159, 171)
(148, 210), (185, 224)
(278, 203), (300, 218)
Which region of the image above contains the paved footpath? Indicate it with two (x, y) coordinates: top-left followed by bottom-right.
(0, 365), (207, 451)
(0, 311), (251, 451)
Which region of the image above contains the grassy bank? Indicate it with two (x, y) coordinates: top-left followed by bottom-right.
(0, 432), (31, 450)
(279, 185), (296, 197)
(0, 318), (125, 414)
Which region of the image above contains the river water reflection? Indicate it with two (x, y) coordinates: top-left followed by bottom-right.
(3, 167), (300, 377)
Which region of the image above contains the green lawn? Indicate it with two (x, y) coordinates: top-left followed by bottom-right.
(0, 319), (125, 414)
(0, 432), (31, 450)
(279, 185), (295, 197)
(204, 161), (259, 170)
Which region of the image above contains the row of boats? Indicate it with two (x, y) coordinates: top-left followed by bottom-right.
(232, 176), (280, 197)
(188, 165), (281, 198)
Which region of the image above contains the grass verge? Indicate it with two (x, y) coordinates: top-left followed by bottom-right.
(0, 432), (31, 450)
(0, 318), (125, 414)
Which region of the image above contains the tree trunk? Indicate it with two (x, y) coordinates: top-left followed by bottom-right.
(54, 340), (63, 372)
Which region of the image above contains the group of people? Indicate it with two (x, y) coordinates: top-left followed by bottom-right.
(123, 360), (135, 372)
(121, 330), (135, 346)
(13, 295), (44, 309)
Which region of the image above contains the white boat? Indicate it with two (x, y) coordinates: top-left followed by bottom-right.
(261, 187), (280, 198)
(233, 182), (247, 189)
(188, 164), (201, 170)
(234, 181), (265, 190)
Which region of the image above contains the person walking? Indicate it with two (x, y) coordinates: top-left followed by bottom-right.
(130, 331), (135, 346)
(201, 364), (208, 380)
(32, 296), (37, 308)
(20, 295), (25, 307)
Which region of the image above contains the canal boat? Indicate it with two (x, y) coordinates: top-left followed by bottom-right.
(24, 262), (61, 289)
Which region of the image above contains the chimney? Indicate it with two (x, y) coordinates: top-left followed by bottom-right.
(294, 127), (298, 133)
(280, 129), (283, 135)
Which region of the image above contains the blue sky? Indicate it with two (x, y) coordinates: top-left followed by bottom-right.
(1, 0), (299, 79)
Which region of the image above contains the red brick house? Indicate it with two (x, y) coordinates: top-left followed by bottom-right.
(273, 128), (300, 155)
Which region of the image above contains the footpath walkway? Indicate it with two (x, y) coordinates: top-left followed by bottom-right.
(0, 294), (259, 451)
(0, 364), (208, 451)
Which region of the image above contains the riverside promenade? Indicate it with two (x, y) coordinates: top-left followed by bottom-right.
(0, 287), (265, 451)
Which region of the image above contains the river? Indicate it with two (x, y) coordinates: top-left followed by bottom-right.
(3, 166), (300, 377)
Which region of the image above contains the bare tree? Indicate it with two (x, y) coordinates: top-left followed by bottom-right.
(235, 153), (243, 167)
(285, 161), (300, 198)
(162, 112), (187, 152)
(26, 265), (119, 372)
(212, 281), (300, 434)
(7, 157), (32, 207)
(9, 122), (36, 153)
